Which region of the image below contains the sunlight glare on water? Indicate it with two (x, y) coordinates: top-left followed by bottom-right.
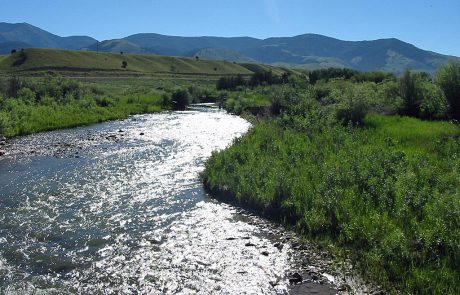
(0, 108), (292, 294)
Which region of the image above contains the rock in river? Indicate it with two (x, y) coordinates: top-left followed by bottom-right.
(289, 272), (303, 284)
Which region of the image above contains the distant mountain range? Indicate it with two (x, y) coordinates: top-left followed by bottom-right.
(0, 22), (458, 74)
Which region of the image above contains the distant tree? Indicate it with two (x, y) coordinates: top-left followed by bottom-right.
(195, 56), (199, 61)
(121, 60), (128, 68)
(436, 60), (460, 120)
(120, 51), (124, 55)
(10, 49), (16, 54)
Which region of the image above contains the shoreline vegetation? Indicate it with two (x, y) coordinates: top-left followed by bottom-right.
(202, 62), (460, 294)
(1, 48), (459, 294)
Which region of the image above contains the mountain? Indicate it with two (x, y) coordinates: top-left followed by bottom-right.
(109, 33), (460, 74)
(0, 22), (458, 74)
(0, 22), (96, 50)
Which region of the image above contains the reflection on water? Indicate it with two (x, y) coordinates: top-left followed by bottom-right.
(0, 108), (296, 294)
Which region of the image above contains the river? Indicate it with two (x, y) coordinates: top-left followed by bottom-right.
(0, 107), (348, 294)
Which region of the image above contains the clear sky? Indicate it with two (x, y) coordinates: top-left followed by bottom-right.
(1, 0), (459, 56)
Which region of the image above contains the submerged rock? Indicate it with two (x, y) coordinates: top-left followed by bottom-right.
(0, 149), (5, 156)
(289, 272), (303, 284)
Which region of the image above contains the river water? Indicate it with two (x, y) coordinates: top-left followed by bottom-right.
(0, 107), (343, 294)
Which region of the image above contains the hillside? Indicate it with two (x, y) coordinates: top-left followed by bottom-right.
(194, 48), (255, 63)
(0, 48), (279, 76)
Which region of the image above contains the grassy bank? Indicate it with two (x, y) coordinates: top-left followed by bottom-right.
(202, 112), (459, 293)
(202, 64), (460, 294)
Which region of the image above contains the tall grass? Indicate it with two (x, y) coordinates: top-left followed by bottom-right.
(0, 76), (164, 137)
(202, 102), (460, 293)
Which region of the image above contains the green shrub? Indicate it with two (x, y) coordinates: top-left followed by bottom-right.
(436, 60), (460, 120)
(399, 70), (423, 117)
(6, 76), (24, 98)
(17, 87), (36, 103)
(336, 98), (368, 125)
(171, 89), (190, 110)
(398, 71), (449, 120)
(95, 96), (115, 107)
(419, 83), (448, 120)
(161, 93), (171, 108)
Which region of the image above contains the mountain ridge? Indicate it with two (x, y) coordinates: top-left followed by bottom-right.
(0, 22), (458, 74)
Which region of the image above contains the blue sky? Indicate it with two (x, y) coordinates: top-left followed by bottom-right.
(1, 0), (459, 56)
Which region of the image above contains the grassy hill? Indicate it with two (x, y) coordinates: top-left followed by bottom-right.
(194, 48), (255, 63)
(0, 48), (260, 75)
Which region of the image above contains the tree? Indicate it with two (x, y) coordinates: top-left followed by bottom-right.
(436, 60), (460, 120)
(10, 49), (16, 54)
(121, 60), (128, 68)
(195, 56), (199, 61)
